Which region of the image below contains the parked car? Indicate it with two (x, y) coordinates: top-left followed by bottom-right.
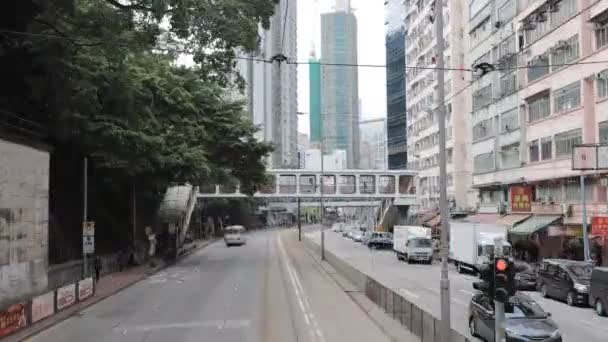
(537, 259), (593, 306)
(342, 229), (351, 237)
(589, 267), (608, 316)
(469, 292), (561, 342)
(352, 230), (365, 242)
(361, 231), (373, 245)
(331, 222), (344, 232)
(367, 232), (393, 249)
(224, 225), (246, 247)
(515, 262), (539, 291)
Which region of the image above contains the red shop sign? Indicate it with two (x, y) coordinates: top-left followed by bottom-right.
(510, 186), (533, 212)
(592, 216), (608, 236)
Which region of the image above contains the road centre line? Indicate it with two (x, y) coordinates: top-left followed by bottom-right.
(278, 235), (326, 342)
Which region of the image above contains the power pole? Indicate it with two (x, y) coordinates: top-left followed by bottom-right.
(433, 0), (451, 340)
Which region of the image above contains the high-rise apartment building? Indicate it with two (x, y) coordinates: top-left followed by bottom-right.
(385, 0), (408, 170)
(405, 0), (471, 210)
(236, 0), (298, 168)
(320, 0), (360, 169)
(468, 0), (608, 225)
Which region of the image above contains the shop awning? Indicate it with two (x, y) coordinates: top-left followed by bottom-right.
(464, 214), (501, 224)
(424, 214), (441, 227)
(496, 214), (531, 227)
(509, 215), (562, 235)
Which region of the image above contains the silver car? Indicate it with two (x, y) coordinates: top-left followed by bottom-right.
(224, 225), (246, 247)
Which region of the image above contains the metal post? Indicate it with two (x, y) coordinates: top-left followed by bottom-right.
(132, 182), (137, 249)
(298, 197), (302, 241)
(434, 1), (451, 340)
(83, 157), (88, 278)
(494, 237), (505, 342)
(321, 138), (325, 260)
(581, 174), (591, 260)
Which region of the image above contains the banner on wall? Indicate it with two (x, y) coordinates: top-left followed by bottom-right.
(56, 284), (76, 310)
(31, 291), (54, 323)
(0, 302), (27, 338)
(510, 186), (533, 212)
(78, 278), (94, 301)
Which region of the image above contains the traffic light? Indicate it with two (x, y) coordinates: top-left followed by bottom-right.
(494, 257), (515, 303)
(473, 263), (494, 299)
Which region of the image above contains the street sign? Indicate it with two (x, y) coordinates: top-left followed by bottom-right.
(83, 221), (95, 236)
(83, 236), (94, 254)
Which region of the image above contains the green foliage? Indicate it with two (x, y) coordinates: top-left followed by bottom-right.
(0, 0), (276, 192)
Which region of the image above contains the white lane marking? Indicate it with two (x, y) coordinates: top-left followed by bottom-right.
(398, 288), (420, 299)
(278, 235), (326, 342)
(119, 319), (251, 333)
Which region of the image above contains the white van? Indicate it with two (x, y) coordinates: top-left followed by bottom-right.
(224, 225), (246, 247)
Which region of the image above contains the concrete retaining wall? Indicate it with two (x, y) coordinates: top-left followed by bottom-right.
(304, 236), (472, 342)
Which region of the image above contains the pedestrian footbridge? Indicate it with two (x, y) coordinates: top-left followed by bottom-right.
(196, 169), (417, 204)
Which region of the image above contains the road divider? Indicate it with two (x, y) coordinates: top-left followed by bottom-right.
(303, 235), (473, 342)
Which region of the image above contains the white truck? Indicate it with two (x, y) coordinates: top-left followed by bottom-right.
(393, 226), (433, 264)
(449, 221), (512, 274)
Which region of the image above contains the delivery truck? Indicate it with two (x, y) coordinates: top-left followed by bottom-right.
(393, 226), (433, 264)
(449, 221), (512, 274)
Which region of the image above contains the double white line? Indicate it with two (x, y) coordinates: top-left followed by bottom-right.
(277, 236), (326, 342)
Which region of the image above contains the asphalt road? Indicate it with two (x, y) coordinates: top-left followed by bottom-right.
(307, 229), (608, 342)
(29, 229), (395, 342)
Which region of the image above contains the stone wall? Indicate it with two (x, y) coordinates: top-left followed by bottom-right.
(0, 138), (49, 308)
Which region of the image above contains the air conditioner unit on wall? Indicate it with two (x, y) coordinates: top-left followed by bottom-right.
(561, 204), (573, 217)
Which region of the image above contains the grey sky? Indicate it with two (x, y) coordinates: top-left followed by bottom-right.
(296, 0), (387, 135)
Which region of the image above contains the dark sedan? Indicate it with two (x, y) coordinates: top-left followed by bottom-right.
(515, 263), (539, 291)
(469, 293), (561, 341)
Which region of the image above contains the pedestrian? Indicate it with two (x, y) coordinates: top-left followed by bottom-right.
(94, 256), (102, 282)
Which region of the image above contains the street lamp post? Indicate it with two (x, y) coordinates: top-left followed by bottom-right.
(433, 2), (452, 340)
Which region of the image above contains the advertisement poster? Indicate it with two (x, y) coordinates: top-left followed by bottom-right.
(510, 186), (533, 212)
(56, 284), (76, 310)
(31, 291), (55, 323)
(592, 216), (608, 236)
(78, 277), (94, 301)
(0, 302), (27, 338)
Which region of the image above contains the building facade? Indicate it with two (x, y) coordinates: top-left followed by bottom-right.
(309, 49), (322, 146)
(359, 118), (387, 170)
(385, 0), (408, 170)
(468, 0), (608, 250)
(405, 0), (472, 210)
(236, 0), (298, 168)
(320, 0), (360, 169)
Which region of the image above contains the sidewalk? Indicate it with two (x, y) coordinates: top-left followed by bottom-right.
(6, 239), (214, 342)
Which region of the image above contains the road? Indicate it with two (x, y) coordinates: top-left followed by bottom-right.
(29, 229), (397, 342)
(307, 229), (608, 342)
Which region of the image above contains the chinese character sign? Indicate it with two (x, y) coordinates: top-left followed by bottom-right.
(510, 186), (533, 212)
(592, 216), (608, 236)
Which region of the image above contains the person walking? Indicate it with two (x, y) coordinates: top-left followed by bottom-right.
(94, 256), (102, 282)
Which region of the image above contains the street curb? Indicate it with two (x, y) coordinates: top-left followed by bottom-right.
(12, 239), (216, 342)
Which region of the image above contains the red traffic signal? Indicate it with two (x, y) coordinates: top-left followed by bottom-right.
(495, 258), (508, 272)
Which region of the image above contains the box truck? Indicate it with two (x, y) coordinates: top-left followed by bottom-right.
(449, 221), (511, 273)
(393, 226), (433, 264)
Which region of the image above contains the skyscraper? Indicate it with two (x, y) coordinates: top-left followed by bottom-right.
(320, 0), (360, 169)
(309, 47), (322, 146)
(236, 0), (298, 168)
(384, 0), (407, 170)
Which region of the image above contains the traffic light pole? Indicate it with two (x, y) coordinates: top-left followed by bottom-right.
(495, 238), (506, 342)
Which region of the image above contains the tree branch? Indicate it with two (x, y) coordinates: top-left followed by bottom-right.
(102, 0), (155, 12)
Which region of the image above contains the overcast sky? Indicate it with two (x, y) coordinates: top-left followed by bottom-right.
(296, 0), (387, 136)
